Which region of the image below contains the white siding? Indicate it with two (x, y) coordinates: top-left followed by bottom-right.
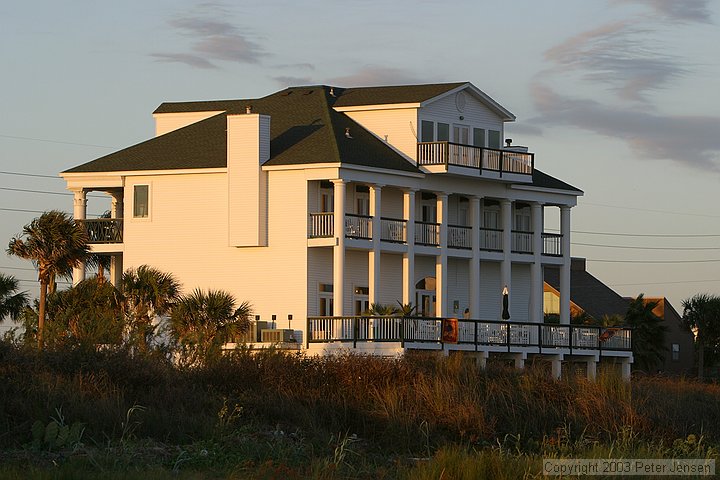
(381, 187), (404, 220)
(153, 111), (224, 136)
(122, 169), (308, 335)
(379, 253), (403, 306)
(448, 257), (469, 316)
(345, 250), (369, 314)
(342, 108), (418, 161)
(421, 91), (505, 144)
(511, 264), (531, 322)
(479, 261), (501, 320)
(414, 255), (436, 287)
(307, 247), (332, 317)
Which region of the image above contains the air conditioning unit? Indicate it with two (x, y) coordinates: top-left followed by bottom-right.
(235, 321), (269, 343)
(261, 328), (295, 343)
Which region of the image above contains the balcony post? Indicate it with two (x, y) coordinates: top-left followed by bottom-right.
(369, 184), (383, 306)
(469, 196), (481, 318)
(529, 202), (543, 323)
(436, 192), (448, 317)
(110, 191), (124, 287)
(500, 199), (512, 318)
(402, 189), (416, 307)
(560, 206), (572, 324)
(72, 189), (87, 286)
(332, 179), (346, 317)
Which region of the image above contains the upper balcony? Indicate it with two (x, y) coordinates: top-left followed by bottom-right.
(417, 142), (533, 181)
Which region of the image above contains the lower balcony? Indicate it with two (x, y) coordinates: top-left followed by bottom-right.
(306, 316), (631, 354)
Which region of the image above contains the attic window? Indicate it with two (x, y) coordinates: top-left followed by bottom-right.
(455, 92), (467, 112)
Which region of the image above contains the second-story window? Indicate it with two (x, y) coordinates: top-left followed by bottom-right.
(488, 130), (501, 149)
(453, 125), (469, 145)
(421, 120), (434, 142)
(133, 185), (149, 218)
(437, 123), (450, 142)
(320, 181), (333, 213)
(473, 128), (485, 147)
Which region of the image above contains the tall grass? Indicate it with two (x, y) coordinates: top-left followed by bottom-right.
(1, 339), (719, 477)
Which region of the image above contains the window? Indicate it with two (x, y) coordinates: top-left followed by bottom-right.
(488, 130), (501, 149)
(544, 291), (560, 315)
(356, 194), (370, 216)
(319, 283), (333, 316)
(354, 286), (369, 315)
(473, 128), (486, 147)
(133, 185), (149, 218)
(421, 120), (434, 142)
(437, 123), (450, 142)
(320, 187), (333, 213)
(672, 343), (680, 361)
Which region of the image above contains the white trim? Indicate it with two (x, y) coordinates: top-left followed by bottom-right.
(420, 83), (516, 121)
(333, 103), (421, 112)
(511, 184), (583, 197)
(62, 168), (227, 179)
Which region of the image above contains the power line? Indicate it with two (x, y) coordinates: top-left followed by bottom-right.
(573, 242), (720, 251)
(588, 258), (720, 264)
(0, 207), (51, 214)
(573, 230), (720, 238)
(0, 133), (115, 149)
(582, 201), (720, 219)
(607, 279), (720, 287)
(0, 171), (60, 179)
(0, 186), (72, 196)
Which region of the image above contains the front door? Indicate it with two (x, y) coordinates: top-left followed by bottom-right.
(416, 290), (436, 317)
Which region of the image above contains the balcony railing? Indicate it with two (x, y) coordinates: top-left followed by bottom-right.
(448, 225), (471, 249)
(479, 227), (503, 251)
(380, 217), (406, 243)
(415, 221), (440, 246)
(417, 142), (534, 176)
(79, 218), (123, 243)
(345, 214), (372, 239)
(307, 316), (632, 353)
(309, 214), (563, 257)
(511, 230), (533, 254)
(542, 233), (562, 256)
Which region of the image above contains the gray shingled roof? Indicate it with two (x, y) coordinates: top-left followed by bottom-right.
(332, 83), (467, 107)
(63, 83), (582, 194)
(65, 86), (420, 174)
(545, 261), (629, 320)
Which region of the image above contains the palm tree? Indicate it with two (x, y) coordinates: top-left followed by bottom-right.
(364, 303), (399, 316)
(682, 293), (720, 381)
(625, 294), (667, 373)
(45, 278), (124, 349)
(7, 210), (89, 349)
(0, 273), (29, 322)
(168, 289), (252, 365)
(120, 265), (181, 352)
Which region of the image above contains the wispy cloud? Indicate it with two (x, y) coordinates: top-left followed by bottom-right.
(272, 75), (315, 87)
(544, 21), (686, 103)
(329, 66), (427, 86)
(152, 4), (265, 69)
(531, 83), (720, 172)
(613, 0), (713, 23)
(530, 0), (719, 172)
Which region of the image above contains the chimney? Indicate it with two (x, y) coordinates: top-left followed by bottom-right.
(227, 113), (271, 247)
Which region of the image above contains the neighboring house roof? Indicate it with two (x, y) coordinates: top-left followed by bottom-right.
(545, 259), (629, 320)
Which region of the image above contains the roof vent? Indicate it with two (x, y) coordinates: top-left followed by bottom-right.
(505, 139), (512, 147)
(245, 105), (252, 114)
(345, 128), (353, 139)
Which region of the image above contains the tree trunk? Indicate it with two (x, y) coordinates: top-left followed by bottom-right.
(38, 281), (47, 350)
(698, 343), (705, 381)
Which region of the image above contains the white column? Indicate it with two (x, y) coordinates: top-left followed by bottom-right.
(332, 180), (346, 317)
(500, 199), (512, 319)
(402, 189), (416, 307)
(530, 202), (544, 323)
(369, 185), (382, 306)
(621, 357), (632, 382)
(110, 190), (124, 286)
(469, 196), (481, 318)
(560, 206), (572, 324)
(435, 193), (448, 318)
(551, 356), (563, 380)
(72, 189), (87, 285)
(587, 358), (597, 381)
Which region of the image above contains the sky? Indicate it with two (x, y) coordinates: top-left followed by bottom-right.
(1, 0), (719, 323)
